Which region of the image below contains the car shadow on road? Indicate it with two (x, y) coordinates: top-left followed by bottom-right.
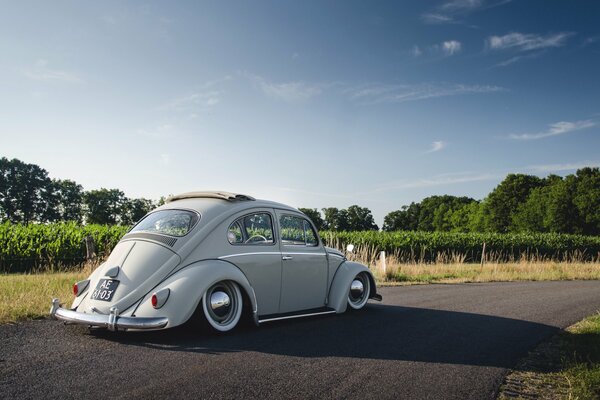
(85, 303), (559, 368)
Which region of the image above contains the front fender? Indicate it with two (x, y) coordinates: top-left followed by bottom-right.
(328, 261), (379, 313)
(132, 260), (258, 329)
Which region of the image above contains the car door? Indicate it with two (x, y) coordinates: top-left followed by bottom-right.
(222, 210), (282, 316)
(276, 210), (328, 313)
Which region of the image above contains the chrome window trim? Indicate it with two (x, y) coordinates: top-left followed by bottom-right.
(226, 211), (277, 247)
(278, 214), (320, 247)
(129, 207), (201, 238)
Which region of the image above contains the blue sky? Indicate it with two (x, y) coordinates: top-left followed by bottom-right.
(1, 1), (599, 226)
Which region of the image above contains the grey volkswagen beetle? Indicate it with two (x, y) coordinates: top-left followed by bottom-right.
(50, 191), (382, 332)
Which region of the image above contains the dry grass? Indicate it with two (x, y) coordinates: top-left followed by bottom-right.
(1, 254), (600, 324)
(343, 246), (600, 285)
(0, 262), (97, 324)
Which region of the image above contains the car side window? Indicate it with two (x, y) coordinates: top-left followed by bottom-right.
(228, 213), (275, 245)
(280, 215), (319, 247)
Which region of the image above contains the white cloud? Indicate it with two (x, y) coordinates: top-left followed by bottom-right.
(426, 141), (447, 153)
(345, 82), (504, 104)
(160, 91), (221, 112)
(527, 161), (600, 173)
(412, 45), (423, 57)
(487, 32), (573, 51)
(442, 40), (462, 55)
(160, 154), (170, 166)
(509, 120), (595, 140)
(22, 59), (83, 84)
(421, 13), (455, 24)
(247, 74), (322, 102)
(422, 0), (511, 24)
(377, 172), (498, 190)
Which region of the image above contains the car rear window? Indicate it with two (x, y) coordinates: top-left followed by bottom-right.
(130, 209), (199, 237)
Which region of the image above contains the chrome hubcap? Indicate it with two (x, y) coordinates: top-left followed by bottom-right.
(350, 279), (364, 299)
(210, 291), (231, 318)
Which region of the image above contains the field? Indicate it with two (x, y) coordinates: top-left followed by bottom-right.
(2, 222), (600, 272)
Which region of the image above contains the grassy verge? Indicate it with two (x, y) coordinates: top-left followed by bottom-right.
(0, 271), (87, 324)
(1, 261), (600, 324)
(499, 312), (600, 399)
(369, 261), (600, 285)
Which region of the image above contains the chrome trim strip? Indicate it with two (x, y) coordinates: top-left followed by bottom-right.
(258, 310), (336, 324)
(219, 252), (327, 259)
(50, 298), (168, 330)
(282, 252), (327, 256)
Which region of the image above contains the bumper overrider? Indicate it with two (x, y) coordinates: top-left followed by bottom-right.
(49, 298), (168, 331)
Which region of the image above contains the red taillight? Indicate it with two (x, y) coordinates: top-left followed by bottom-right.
(73, 283), (78, 296)
(151, 294), (158, 308)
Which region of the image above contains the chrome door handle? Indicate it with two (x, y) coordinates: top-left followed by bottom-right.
(282, 256), (293, 261)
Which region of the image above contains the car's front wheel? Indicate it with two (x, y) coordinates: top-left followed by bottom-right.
(347, 272), (371, 310)
(202, 281), (243, 332)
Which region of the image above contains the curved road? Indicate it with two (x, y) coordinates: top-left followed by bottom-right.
(2, 281), (600, 399)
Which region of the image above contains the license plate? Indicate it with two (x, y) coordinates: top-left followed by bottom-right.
(90, 279), (120, 302)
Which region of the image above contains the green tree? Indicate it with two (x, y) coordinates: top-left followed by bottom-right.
(382, 203), (420, 231)
(121, 198), (155, 225)
(52, 179), (84, 222)
(0, 157), (54, 223)
(345, 205), (378, 231)
(483, 174), (544, 232)
(83, 189), (126, 224)
(298, 208), (325, 230)
(572, 167), (600, 235)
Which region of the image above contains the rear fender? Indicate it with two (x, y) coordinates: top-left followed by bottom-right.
(133, 260), (257, 328)
(328, 261), (378, 313)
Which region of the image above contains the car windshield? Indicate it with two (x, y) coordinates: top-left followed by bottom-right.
(130, 209), (199, 237)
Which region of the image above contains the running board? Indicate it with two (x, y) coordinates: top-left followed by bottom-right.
(258, 308), (336, 324)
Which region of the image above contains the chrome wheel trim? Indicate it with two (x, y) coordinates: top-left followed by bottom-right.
(347, 273), (370, 310)
(202, 281), (242, 332)
(210, 291), (231, 319)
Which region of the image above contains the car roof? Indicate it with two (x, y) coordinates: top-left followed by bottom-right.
(166, 191), (256, 203)
(158, 192), (300, 221)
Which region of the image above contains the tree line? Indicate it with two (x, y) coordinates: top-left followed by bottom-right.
(381, 169), (600, 235)
(1, 157), (598, 235)
(0, 157), (159, 225)
(297, 169), (599, 235)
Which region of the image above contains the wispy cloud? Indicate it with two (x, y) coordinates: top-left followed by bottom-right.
(422, 0), (511, 24)
(442, 40), (462, 55)
(487, 32), (574, 52)
(527, 161), (600, 173)
(345, 82), (505, 105)
(246, 74), (322, 102)
(509, 120), (595, 140)
(160, 92), (221, 111)
(22, 59), (83, 84)
(376, 172), (498, 191)
(412, 40), (462, 58)
(425, 141), (447, 153)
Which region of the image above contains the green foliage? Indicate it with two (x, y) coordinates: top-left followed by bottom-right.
(483, 174), (545, 232)
(0, 222), (129, 272)
(0, 157), (54, 223)
(83, 188), (126, 224)
(321, 230), (600, 263)
(298, 208), (325, 230)
(384, 169), (600, 235)
(322, 205), (378, 231)
(383, 196), (476, 232)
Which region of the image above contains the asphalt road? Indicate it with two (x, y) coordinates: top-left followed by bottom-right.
(2, 281), (600, 400)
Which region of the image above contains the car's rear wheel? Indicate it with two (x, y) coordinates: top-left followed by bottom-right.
(347, 272), (370, 310)
(202, 281), (243, 332)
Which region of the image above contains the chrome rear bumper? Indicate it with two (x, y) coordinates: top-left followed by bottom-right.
(50, 298), (168, 331)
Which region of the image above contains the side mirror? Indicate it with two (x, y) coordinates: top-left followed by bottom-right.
(346, 244), (354, 253)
